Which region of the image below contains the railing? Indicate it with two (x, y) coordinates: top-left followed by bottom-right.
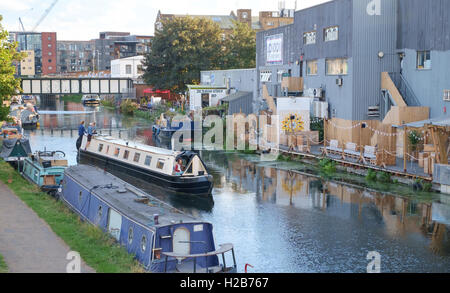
(388, 72), (421, 106)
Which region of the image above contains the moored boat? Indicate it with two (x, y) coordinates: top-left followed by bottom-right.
(0, 138), (32, 163)
(78, 135), (213, 197)
(58, 165), (236, 273)
(82, 95), (101, 106)
(9, 103), (39, 128)
(22, 150), (68, 195)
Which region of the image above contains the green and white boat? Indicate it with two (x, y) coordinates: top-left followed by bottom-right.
(22, 150), (68, 195)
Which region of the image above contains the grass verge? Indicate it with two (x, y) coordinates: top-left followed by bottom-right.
(0, 161), (144, 273)
(0, 254), (7, 273)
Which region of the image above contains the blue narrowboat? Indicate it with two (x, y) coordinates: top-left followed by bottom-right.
(59, 165), (236, 273)
(22, 150), (68, 195)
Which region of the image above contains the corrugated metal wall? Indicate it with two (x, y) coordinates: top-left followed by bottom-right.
(351, 0), (400, 121)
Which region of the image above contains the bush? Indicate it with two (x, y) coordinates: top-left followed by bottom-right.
(120, 100), (139, 116)
(377, 171), (392, 183)
(319, 158), (336, 174)
(365, 169), (377, 182)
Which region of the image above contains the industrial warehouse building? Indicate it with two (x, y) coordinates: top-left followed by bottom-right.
(256, 0), (450, 123)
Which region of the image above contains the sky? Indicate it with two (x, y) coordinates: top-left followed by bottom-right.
(0, 0), (330, 40)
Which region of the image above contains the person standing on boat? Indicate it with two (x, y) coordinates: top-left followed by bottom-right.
(76, 121), (86, 150)
(85, 122), (97, 150)
(174, 159), (184, 176)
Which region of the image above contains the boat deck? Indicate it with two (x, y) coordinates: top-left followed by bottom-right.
(65, 165), (200, 228)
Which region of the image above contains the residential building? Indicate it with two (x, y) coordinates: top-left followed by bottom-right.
(57, 40), (94, 73)
(256, 0), (450, 123)
(20, 50), (35, 76)
(10, 31), (57, 76)
(111, 55), (145, 82)
(155, 7), (294, 36)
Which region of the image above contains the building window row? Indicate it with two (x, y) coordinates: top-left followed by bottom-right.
(305, 58), (348, 76)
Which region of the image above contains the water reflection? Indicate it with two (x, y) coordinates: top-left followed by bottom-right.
(23, 97), (450, 272)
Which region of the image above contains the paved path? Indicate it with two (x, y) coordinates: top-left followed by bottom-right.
(0, 182), (94, 273)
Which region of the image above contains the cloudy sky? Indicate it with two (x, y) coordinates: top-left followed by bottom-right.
(0, 0), (330, 40)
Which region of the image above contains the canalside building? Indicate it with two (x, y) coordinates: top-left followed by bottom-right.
(256, 0), (450, 124)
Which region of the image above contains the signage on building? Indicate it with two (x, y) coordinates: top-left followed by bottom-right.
(266, 34), (283, 65)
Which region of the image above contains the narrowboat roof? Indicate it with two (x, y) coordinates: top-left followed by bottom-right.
(95, 135), (180, 157)
(65, 165), (201, 228)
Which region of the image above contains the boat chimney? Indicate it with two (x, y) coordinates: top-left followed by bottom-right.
(153, 214), (159, 225)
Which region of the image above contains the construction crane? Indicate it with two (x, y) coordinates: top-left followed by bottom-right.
(19, 17), (26, 32)
(31, 0), (59, 32)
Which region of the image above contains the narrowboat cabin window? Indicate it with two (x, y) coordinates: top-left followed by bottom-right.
(114, 148), (120, 157)
(141, 235), (147, 252)
(98, 144), (104, 152)
(106, 145), (110, 154)
(128, 227), (133, 244)
(157, 159), (165, 170)
(326, 58), (348, 75)
(78, 191), (82, 204)
(133, 153), (141, 163)
(97, 206), (103, 219)
(144, 155), (152, 166)
(417, 51), (431, 70)
(123, 150), (130, 160)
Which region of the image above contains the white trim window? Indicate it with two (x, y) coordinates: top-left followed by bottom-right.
(324, 26), (339, 42)
(277, 70), (287, 83)
(303, 31), (316, 45)
(260, 70), (272, 83)
(326, 58), (348, 75)
(417, 51), (431, 70)
(306, 60), (318, 76)
(444, 90), (450, 102)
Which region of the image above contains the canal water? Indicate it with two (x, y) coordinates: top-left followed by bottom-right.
(24, 97), (450, 273)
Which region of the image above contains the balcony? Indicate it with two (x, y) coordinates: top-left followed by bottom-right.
(281, 77), (303, 93)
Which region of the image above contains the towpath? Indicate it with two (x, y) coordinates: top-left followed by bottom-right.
(0, 182), (94, 273)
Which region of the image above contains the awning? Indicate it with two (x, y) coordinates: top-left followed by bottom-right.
(396, 115), (450, 129)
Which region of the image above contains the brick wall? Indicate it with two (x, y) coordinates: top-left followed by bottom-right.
(41, 32), (57, 75)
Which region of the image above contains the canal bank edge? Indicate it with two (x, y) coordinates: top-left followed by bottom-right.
(0, 160), (144, 273)
(0, 254), (7, 273)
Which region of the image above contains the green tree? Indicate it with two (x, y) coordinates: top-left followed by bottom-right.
(143, 17), (225, 92)
(0, 15), (24, 121)
(223, 20), (256, 69)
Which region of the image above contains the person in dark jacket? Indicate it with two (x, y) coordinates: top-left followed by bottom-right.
(76, 121), (86, 150)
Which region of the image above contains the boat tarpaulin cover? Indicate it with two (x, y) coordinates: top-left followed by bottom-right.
(0, 138), (32, 159)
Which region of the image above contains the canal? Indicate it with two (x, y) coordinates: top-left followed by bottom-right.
(25, 97), (450, 273)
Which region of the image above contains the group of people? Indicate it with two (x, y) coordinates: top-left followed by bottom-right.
(76, 121), (97, 151)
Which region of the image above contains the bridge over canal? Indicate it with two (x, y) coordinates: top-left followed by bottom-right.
(20, 77), (134, 96)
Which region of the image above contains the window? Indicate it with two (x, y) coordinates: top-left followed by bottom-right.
(48, 43), (52, 48)
(141, 235), (147, 252)
(106, 145), (110, 154)
(133, 153), (141, 163)
(417, 51), (431, 70)
(78, 191), (82, 204)
(48, 59), (52, 63)
(157, 159), (165, 170)
(48, 66), (52, 70)
(267, 22), (274, 26)
(97, 206), (103, 219)
(303, 31), (316, 45)
(277, 70), (286, 83)
(98, 144), (104, 152)
(260, 70), (272, 83)
(114, 148), (120, 157)
(324, 26), (339, 42)
(125, 64), (132, 74)
(128, 228), (133, 244)
(48, 52), (52, 56)
(144, 155), (152, 166)
(123, 150), (130, 160)
(326, 58), (348, 75)
(307, 60), (318, 76)
(444, 90), (450, 102)
(48, 36), (51, 41)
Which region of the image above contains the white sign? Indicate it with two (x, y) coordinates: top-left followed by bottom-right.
(266, 34), (283, 65)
